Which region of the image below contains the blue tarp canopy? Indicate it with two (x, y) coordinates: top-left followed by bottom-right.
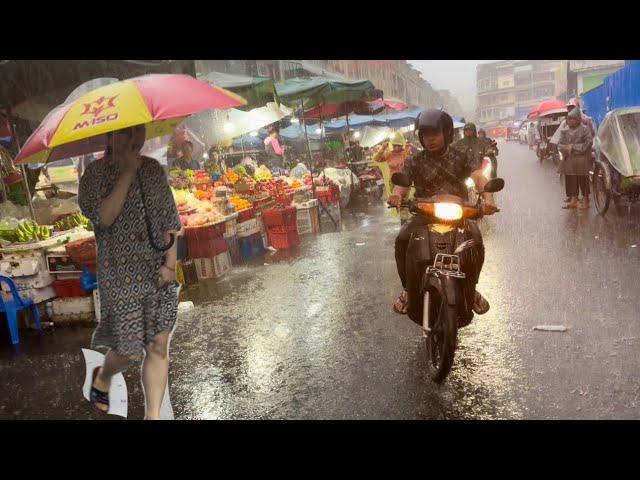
(583, 60), (638, 129)
(318, 106), (423, 133)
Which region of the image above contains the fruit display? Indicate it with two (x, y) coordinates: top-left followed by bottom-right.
(223, 169), (240, 184)
(194, 189), (213, 201)
(253, 165), (272, 181)
(54, 213), (92, 232)
(168, 168), (190, 189)
(193, 170), (212, 186)
(15, 220), (53, 243)
(229, 196), (252, 212)
(233, 165), (248, 178)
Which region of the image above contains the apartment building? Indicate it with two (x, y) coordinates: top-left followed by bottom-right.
(476, 60), (568, 128)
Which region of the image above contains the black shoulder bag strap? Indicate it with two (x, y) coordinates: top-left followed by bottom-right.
(137, 173), (175, 252)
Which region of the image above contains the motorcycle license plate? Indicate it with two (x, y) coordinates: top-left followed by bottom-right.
(376, 179), (384, 186)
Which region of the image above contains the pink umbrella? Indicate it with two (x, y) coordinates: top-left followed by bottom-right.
(527, 99), (567, 119)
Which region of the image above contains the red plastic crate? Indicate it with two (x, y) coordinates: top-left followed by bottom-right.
(53, 279), (88, 298)
(237, 207), (256, 223)
(185, 224), (228, 259)
(267, 226), (300, 250)
(262, 206), (297, 228)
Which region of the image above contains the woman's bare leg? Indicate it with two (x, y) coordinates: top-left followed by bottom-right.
(142, 331), (170, 420)
(92, 350), (137, 412)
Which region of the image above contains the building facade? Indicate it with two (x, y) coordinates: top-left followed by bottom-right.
(476, 60), (568, 128)
(195, 60), (462, 114)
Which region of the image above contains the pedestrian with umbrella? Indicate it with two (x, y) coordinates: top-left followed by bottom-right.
(15, 74), (246, 418)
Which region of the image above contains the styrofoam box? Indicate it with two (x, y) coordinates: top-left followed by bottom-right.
(52, 296), (94, 316)
(237, 218), (260, 238)
(295, 199), (319, 209)
(0, 250), (47, 277)
(0, 270), (55, 291)
(194, 257), (216, 281)
(1, 285), (57, 304)
(296, 206), (320, 235)
(213, 251), (232, 278)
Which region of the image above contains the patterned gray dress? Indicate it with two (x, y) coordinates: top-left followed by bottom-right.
(79, 155), (183, 357)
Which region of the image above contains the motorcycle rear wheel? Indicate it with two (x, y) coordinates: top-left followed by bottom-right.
(424, 292), (458, 384)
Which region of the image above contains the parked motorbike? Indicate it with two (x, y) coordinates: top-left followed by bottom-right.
(390, 172), (505, 383)
(346, 159), (384, 200)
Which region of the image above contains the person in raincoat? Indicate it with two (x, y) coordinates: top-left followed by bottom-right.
(527, 121), (537, 150)
(373, 132), (413, 223)
(557, 106), (594, 209)
(453, 122), (497, 165)
(373, 131), (412, 176)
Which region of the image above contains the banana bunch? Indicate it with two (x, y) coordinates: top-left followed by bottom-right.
(55, 213), (91, 232)
(16, 221), (52, 243)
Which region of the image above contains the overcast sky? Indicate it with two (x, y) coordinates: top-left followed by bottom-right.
(409, 60), (497, 113)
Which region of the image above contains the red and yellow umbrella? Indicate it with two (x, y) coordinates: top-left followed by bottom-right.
(15, 74), (247, 164)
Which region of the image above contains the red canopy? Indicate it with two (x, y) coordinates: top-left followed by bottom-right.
(527, 100), (567, 119)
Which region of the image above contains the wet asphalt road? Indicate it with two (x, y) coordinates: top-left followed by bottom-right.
(3, 140), (640, 419)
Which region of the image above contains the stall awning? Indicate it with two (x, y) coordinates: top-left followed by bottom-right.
(198, 71), (276, 110)
(275, 76), (379, 109)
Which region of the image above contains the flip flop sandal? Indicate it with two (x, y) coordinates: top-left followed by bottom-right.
(393, 291), (409, 315)
(90, 367), (109, 415)
(472, 291), (490, 315)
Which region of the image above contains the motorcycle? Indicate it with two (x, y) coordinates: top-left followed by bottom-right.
(391, 172), (505, 383)
(347, 159), (384, 200)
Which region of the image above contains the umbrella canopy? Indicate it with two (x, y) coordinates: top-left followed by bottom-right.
(15, 74), (246, 165)
(183, 102), (292, 146)
(366, 98), (408, 112)
(275, 76), (378, 109)
(527, 100), (567, 119)
(198, 71), (276, 110)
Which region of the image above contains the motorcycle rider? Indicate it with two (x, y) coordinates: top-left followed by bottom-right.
(478, 128), (499, 157)
(454, 123), (498, 178)
(454, 122), (498, 162)
(389, 109), (499, 316)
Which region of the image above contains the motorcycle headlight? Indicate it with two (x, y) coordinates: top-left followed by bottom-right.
(434, 203), (463, 221)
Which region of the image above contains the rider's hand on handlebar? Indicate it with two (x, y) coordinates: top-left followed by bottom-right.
(481, 202), (500, 216)
(387, 194), (402, 208)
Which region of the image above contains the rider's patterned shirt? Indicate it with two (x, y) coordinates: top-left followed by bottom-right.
(400, 146), (482, 199)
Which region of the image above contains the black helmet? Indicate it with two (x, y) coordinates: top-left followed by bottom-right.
(414, 108), (454, 148)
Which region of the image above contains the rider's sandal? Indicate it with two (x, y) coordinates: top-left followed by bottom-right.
(472, 291), (490, 315)
(393, 290), (409, 315)
(90, 367), (109, 415)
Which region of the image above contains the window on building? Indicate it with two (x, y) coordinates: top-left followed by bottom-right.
(517, 90), (530, 101)
(228, 60), (248, 75)
(515, 72), (532, 86)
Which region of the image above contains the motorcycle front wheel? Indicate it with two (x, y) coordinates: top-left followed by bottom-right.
(424, 291), (458, 384)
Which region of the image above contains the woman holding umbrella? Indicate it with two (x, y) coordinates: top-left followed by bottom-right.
(79, 124), (183, 418)
(14, 74), (247, 419)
